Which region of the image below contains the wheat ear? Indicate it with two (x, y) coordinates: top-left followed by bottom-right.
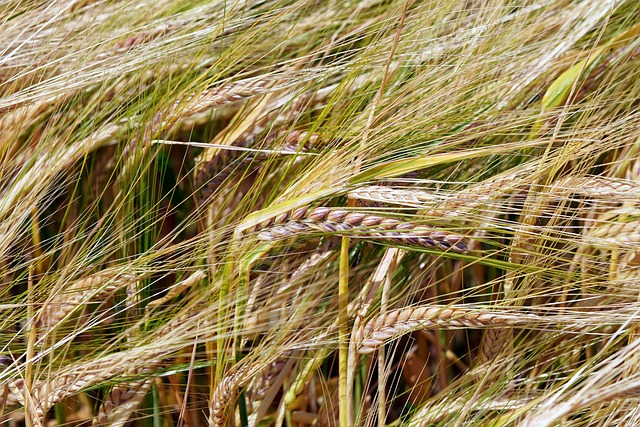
(180, 78), (273, 118)
(351, 169), (529, 212)
(411, 396), (533, 425)
(477, 328), (513, 365)
(0, 379), (26, 408)
(247, 357), (290, 404)
(91, 263), (170, 427)
(93, 378), (153, 427)
(210, 352), (296, 426)
(589, 215), (640, 246)
(349, 176), (640, 213)
(23, 349), (168, 419)
(209, 370), (244, 427)
(37, 272), (137, 334)
(195, 130), (318, 199)
(521, 380), (640, 427)
(355, 306), (537, 354)
(252, 207), (468, 252)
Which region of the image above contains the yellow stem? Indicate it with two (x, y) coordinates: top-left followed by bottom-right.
(339, 235), (350, 427)
(25, 265), (37, 427)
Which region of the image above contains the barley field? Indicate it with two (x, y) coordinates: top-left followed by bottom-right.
(2, 1), (640, 426)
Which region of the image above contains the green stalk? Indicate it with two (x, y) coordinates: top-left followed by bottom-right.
(152, 382), (161, 427)
(239, 389), (249, 427)
(25, 264), (36, 427)
(339, 235), (350, 427)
